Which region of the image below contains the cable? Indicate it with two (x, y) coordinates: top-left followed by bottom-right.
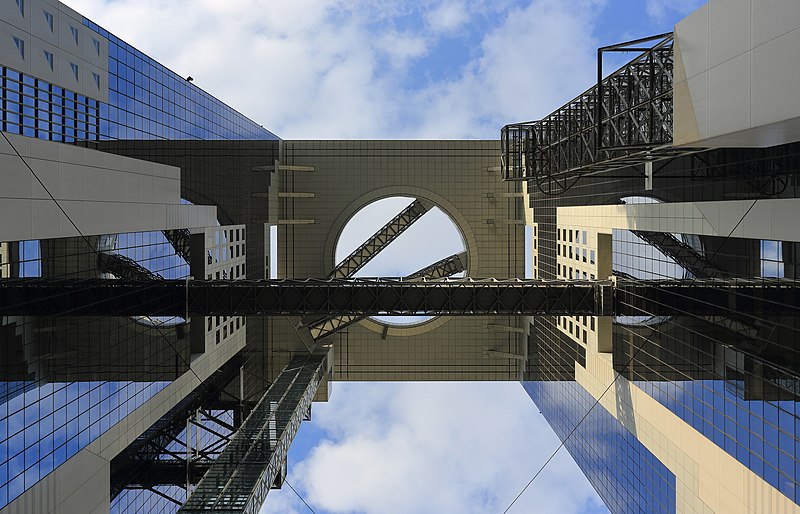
(283, 477), (317, 513)
(502, 196), (762, 513)
(0, 130), (207, 388)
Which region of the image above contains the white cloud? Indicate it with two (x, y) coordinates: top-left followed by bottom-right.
(262, 382), (607, 514)
(645, 0), (704, 23)
(425, 1), (470, 34)
(64, 0), (606, 139)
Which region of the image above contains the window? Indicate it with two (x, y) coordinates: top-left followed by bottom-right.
(43, 10), (53, 31)
(69, 62), (78, 81)
(69, 25), (79, 45)
(15, 0), (23, 17)
(43, 50), (53, 70)
(92, 38), (101, 57)
(12, 37), (24, 59)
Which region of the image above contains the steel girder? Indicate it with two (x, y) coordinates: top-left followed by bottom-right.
(307, 251), (468, 340)
(0, 278), (610, 317)
(97, 252), (162, 281)
(631, 231), (723, 279)
(178, 355), (327, 514)
(163, 228), (192, 262)
(110, 358), (242, 499)
(615, 278), (800, 318)
(329, 199), (430, 279)
(501, 33), (696, 192)
(2, 277), (798, 317)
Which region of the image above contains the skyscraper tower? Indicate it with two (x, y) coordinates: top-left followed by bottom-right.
(1, 1), (800, 513)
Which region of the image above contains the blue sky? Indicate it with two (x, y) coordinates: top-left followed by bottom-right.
(58, 1), (706, 512)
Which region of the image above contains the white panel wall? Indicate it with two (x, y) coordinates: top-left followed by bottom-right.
(674, 0), (800, 148)
(0, 0), (108, 102)
(0, 133), (218, 240)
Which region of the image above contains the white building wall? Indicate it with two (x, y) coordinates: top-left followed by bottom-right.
(0, 133), (218, 241)
(674, 0), (800, 148)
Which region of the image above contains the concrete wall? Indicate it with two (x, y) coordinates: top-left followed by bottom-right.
(0, 134), (217, 241)
(674, 0), (800, 147)
(0, 0), (108, 102)
(272, 140), (526, 382)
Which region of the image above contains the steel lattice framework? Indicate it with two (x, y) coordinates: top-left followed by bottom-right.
(329, 199), (430, 278)
(0, 278), (611, 317)
(110, 358), (242, 501)
(97, 252), (162, 281)
(178, 355), (327, 514)
(500, 33), (696, 193)
(163, 228), (192, 262)
(3, 277), (800, 317)
(307, 251), (468, 340)
(631, 231), (725, 279)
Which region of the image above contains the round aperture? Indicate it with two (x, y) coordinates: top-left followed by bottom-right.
(335, 196), (467, 326)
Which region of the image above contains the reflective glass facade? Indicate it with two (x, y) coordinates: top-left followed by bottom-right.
(523, 381), (676, 513)
(0, 232), (188, 508)
(526, 142), (800, 510)
(0, 8), (278, 511)
(614, 232), (800, 503)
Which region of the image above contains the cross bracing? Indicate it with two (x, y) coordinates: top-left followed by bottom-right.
(2, 277), (799, 318)
(329, 198), (431, 278)
(163, 228), (192, 262)
(178, 355), (327, 514)
(500, 33), (699, 193)
(98, 251), (162, 281)
(307, 251), (468, 340)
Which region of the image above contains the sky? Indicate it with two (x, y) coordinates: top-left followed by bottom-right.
(59, 1), (705, 512)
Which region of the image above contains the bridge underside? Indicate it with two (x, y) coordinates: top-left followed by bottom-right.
(1, 278), (798, 318)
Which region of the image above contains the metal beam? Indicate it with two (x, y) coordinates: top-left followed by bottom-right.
(2, 278), (798, 318)
(163, 228), (192, 262)
(111, 357), (242, 499)
(500, 32), (701, 194)
(97, 252), (162, 281)
(0, 278), (611, 317)
(307, 251), (468, 340)
(631, 231), (723, 279)
(178, 355), (327, 514)
(329, 199), (430, 278)
(615, 278), (800, 318)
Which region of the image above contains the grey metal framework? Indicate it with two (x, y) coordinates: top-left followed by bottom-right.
(163, 228), (192, 262)
(97, 252), (162, 281)
(3, 277), (799, 318)
(631, 231), (724, 278)
(111, 358), (243, 502)
(0, 278), (612, 317)
(307, 251), (468, 340)
(178, 355), (327, 514)
(500, 33), (695, 193)
(616, 278), (800, 318)
(329, 199), (430, 278)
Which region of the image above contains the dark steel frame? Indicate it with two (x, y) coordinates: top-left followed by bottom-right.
(501, 33), (698, 194)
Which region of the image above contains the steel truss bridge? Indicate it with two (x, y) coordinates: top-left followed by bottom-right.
(500, 32), (701, 194)
(1, 277), (798, 318)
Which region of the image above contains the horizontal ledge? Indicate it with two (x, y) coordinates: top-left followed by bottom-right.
(252, 165), (315, 172)
(276, 219), (315, 225)
(278, 192), (315, 198)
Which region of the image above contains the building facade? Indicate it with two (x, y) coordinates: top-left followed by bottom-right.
(518, 1), (800, 512)
(0, 1), (280, 512)
(1, 0), (800, 513)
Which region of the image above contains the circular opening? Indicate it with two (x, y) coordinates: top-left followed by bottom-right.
(335, 196), (467, 326)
